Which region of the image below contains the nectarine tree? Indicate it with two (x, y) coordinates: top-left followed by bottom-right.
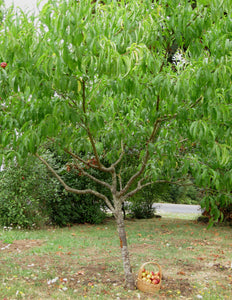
(0, 0), (231, 288)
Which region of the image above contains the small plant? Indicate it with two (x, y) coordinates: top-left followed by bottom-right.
(129, 198), (155, 219)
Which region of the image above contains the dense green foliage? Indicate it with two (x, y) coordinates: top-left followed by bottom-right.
(0, 0), (231, 222)
(121, 151), (199, 218)
(128, 195), (156, 219)
(0, 154), (106, 228)
(0, 0), (231, 287)
(46, 152), (107, 226)
(0, 156), (56, 228)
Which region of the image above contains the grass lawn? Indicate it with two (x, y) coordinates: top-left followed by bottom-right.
(0, 216), (231, 300)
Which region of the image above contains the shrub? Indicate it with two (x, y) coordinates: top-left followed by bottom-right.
(129, 197), (155, 219)
(47, 191), (106, 226)
(0, 153), (107, 228)
(199, 201), (232, 225)
(0, 156), (57, 228)
(128, 185), (157, 219)
(44, 151), (107, 226)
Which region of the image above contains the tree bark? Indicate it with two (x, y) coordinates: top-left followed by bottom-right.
(114, 203), (135, 289)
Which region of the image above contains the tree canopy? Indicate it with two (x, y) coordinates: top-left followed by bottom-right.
(0, 0), (231, 288)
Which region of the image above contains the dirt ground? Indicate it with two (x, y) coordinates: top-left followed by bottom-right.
(1, 238), (231, 299)
(0, 239), (44, 253)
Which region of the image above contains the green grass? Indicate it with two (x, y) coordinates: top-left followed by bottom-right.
(0, 217), (231, 299)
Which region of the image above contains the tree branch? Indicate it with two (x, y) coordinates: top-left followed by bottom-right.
(123, 178), (194, 201)
(35, 153), (115, 212)
(111, 140), (125, 168)
(123, 177), (152, 201)
(82, 80), (86, 113)
(102, 92), (202, 198)
(119, 119), (161, 197)
(156, 94), (161, 112)
(190, 95), (203, 109)
(86, 127), (103, 168)
(64, 148), (100, 170)
(72, 160), (112, 191)
(81, 80), (109, 171)
(52, 87), (78, 108)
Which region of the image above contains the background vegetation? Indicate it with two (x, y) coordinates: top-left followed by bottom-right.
(0, 153), (107, 228)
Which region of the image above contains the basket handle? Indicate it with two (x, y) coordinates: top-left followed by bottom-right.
(138, 262), (162, 280)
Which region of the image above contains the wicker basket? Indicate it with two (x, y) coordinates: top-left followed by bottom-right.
(137, 262), (162, 293)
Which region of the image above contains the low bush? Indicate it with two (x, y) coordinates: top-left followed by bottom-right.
(47, 190), (106, 226)
(199, 203), (232, 225)
(127, 185), (157, 219)
(0, 153), (107, 228)
(41, 151), (107, 226)
(128, 198), (155, 219)
(0, 157), (57, 228)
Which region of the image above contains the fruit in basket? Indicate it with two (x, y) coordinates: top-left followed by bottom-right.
(141, 268), (160, 285)
(152, 278), (160, 284)
(142, 277), (147, 281)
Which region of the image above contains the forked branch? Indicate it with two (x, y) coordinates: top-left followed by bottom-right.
(35, 153), (115, 212)
(119, 119), (161, 197)
(64, 148), (100, 170)
(72, 160), (112, 190)
(111, 140), (125, 168)
(123, 178), (194, 201)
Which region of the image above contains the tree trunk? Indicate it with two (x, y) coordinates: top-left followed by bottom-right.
(115, 206), (135, 289)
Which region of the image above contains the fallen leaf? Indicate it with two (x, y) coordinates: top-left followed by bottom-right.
(77, 270), (85, 275)
(177, 271), (186, 275)
(210, 254), (220, 258)
(101, 289), (110, 295)
(187, 247), (195, 251)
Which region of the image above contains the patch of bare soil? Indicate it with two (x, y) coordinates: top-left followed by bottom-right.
(1, 236), (231, 299)
(129, 240), (232, 299)
(0, 239), (44, 253)
(66, 264), (124, 289)
(130, 242), (159, 254)
(176, 259), (203, 272)
(161, 277), (193, 297)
